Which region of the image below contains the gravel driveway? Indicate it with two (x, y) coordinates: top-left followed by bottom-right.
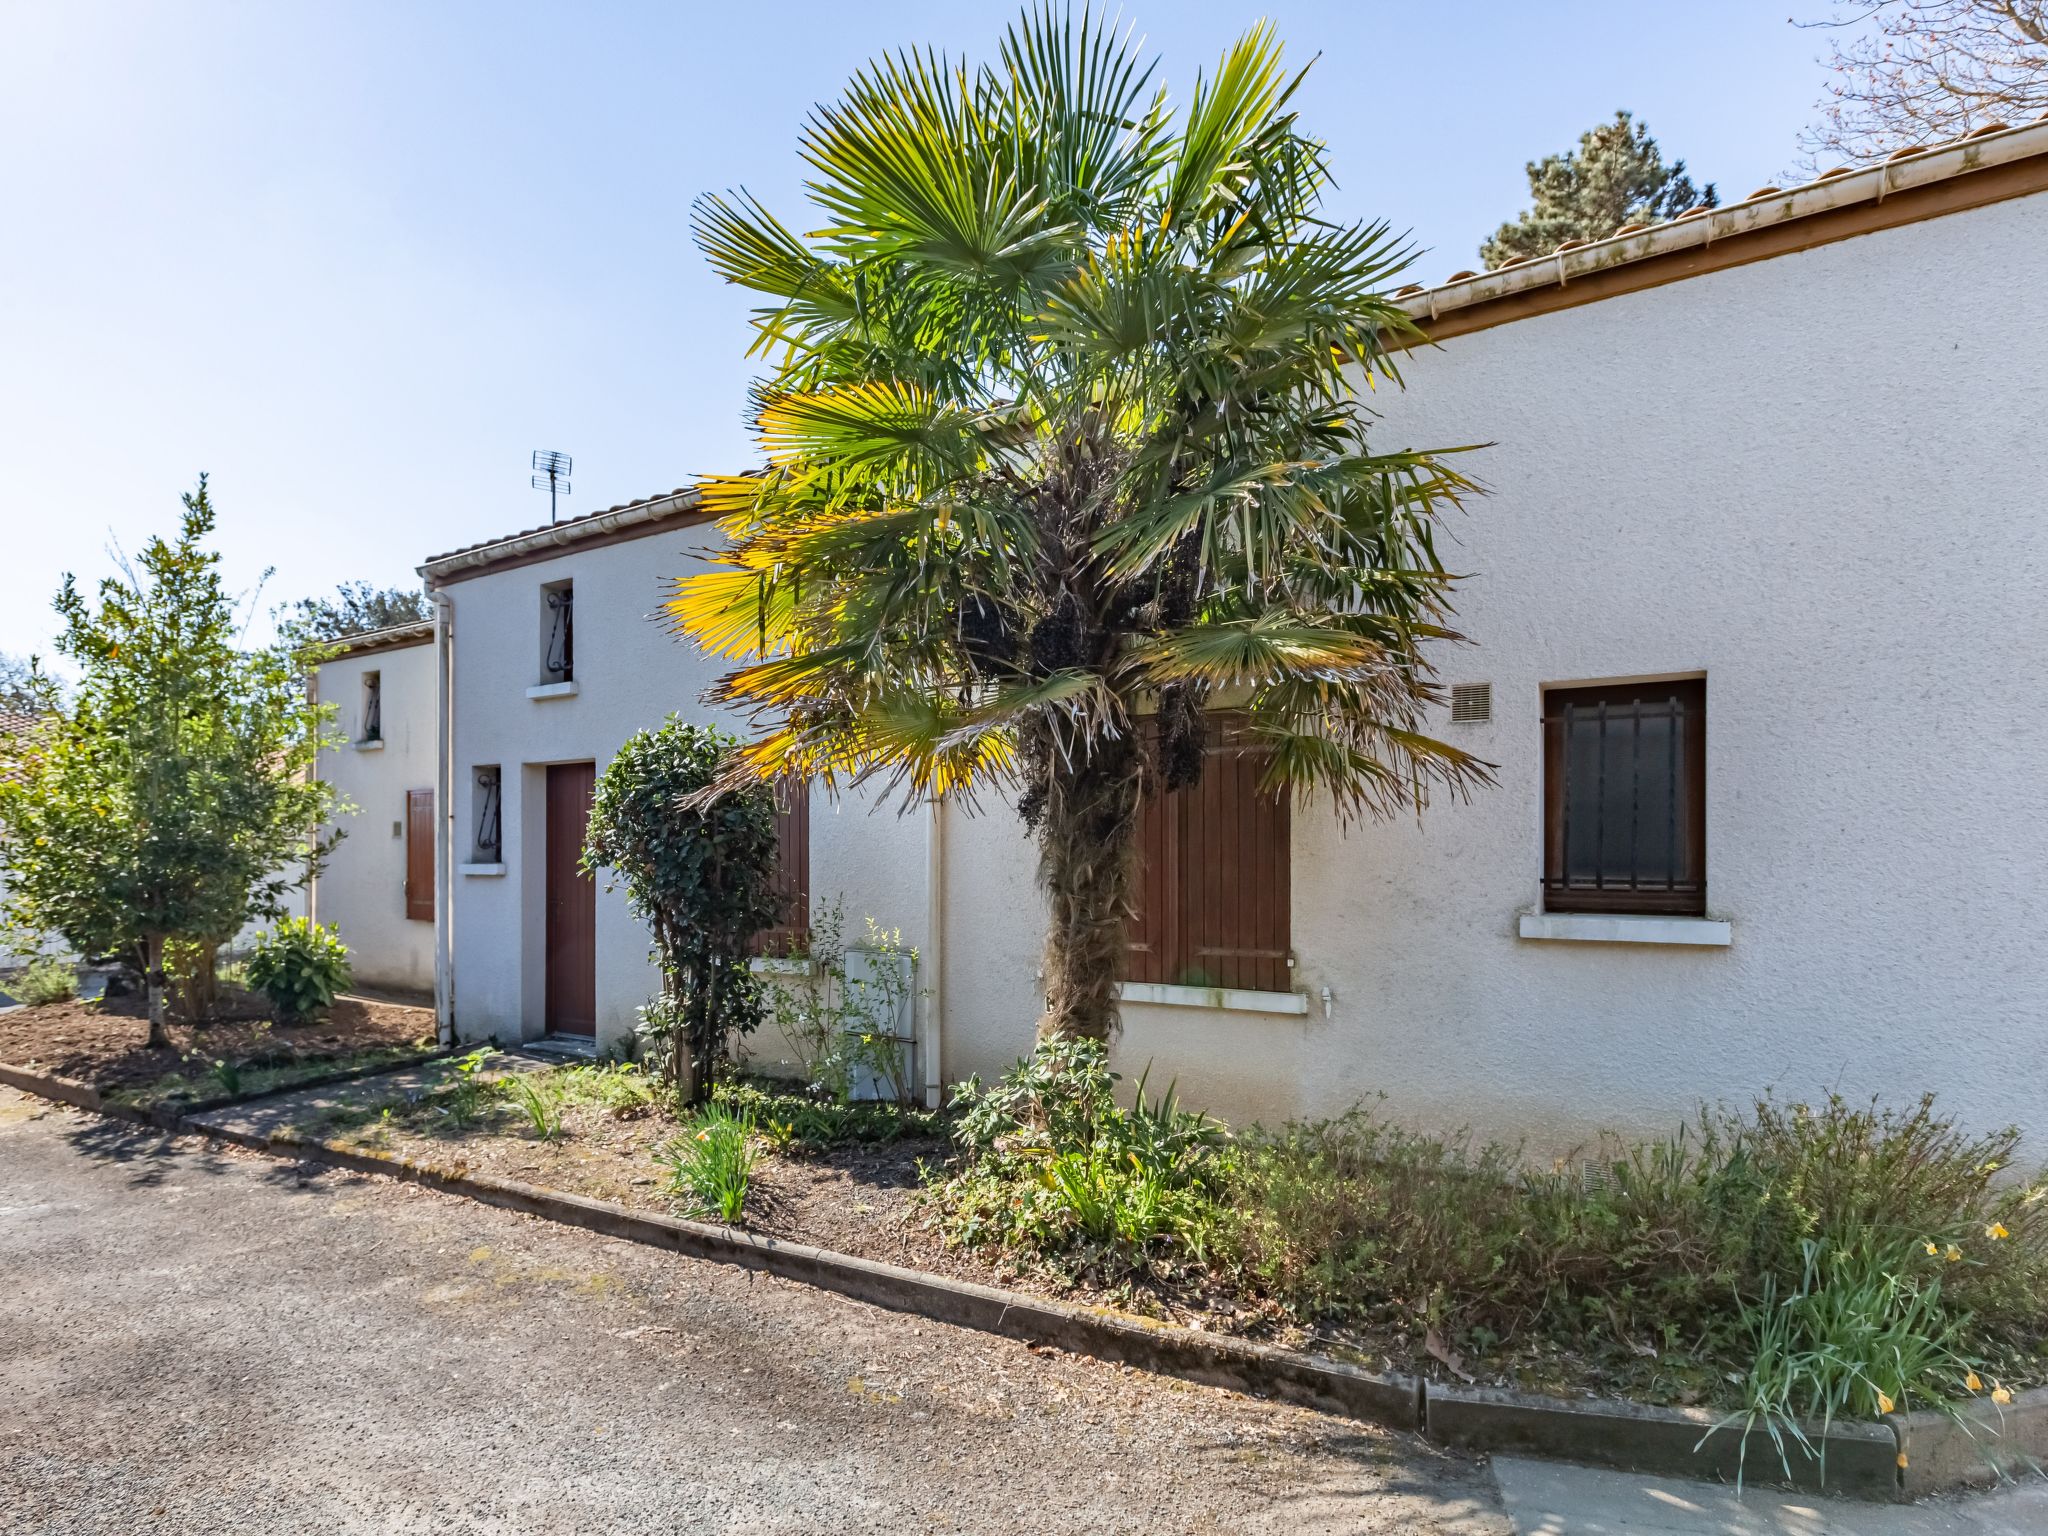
(0, 1087), (1509, 1534)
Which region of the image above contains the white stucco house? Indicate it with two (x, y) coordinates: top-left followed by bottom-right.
(306, 622), (438, 996)
(314, 117), (2048, 1152)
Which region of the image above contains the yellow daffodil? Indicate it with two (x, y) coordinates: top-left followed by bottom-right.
(1897, 1452), (1909, 1470)
(1923, 1241), (1939, 1256)
(1945, 1244), (1964, 1262)
(1986, 1222), (2010, 1241)
(1877, 1391), (1896, 1414)
(1966, 1372), (1983, 1392)
(1992, 1384), (2014, 1405)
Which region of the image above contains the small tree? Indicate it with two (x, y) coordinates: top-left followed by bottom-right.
(0, 653), (41, 714)
(1798, 1), (2048, 164)
(582, 718), (782, 1102)
(281, 580), (432, 644)
(0, 478), (339, 1046)
(1481, 111), (1716, 268)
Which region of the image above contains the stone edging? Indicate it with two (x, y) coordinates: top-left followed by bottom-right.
(0, 1050), (449, 1130)
(4, 1060), (2042, 1501)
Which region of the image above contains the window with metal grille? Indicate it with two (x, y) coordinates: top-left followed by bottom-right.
(1125, 716), (1290, 992)
(1542, 678), (1706, 916)
(541, 580), (574, 684)
(753, 784), (811, 956)
(472, 766), (502, 863)
(361, 671), (382, 741)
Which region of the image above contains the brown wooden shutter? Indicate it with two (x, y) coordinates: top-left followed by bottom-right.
(754, 784), (811, 954)
(1125, 717), (1290, 992)
(404, 788), (435, 922)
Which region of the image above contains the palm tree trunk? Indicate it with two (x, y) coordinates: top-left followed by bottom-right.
(1036, 738), (1144, 1044)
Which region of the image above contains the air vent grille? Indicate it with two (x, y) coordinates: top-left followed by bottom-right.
(1450, 682), (1492, 723)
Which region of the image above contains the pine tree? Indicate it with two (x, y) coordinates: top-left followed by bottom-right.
(1481, 112), (1716, 269)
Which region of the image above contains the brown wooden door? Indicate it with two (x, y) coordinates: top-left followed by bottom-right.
(404, 789), (435, 922)
(544, 763), (597, 1036)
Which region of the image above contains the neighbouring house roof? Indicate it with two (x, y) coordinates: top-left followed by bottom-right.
(320, 620), (436, 659)
(0, 707), (43, 787)
(1393, 115), (2048, 344)
(419, 487), (709, 587)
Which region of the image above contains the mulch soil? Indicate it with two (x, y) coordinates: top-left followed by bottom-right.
(0, 991), (437, 1093)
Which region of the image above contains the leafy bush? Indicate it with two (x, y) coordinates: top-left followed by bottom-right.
(581, 718), (781, 1102)
(657, 1103), (758, 1222)
(243, 918), (352, 1024)
(936, 1039), (1224, 1268)
(715, 1079), (943, 1152)
(758, 900), (921, 1105)
(10, 955), (77, 1005)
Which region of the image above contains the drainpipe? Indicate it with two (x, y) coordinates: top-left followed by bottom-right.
(432, 586), (456, 1049)
(922, 797), (945, 1109)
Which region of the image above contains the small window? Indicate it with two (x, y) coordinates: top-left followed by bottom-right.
(753, 783), (811, 955)
(1125, 715), (1290, 992)
(541, 580), (574, 684)
(472, 766), (502, 863)
(361, 671), (382, 742)
(1542, 678), (1706, 916)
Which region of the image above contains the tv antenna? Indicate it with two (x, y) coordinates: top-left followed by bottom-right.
(531, 450), (573, 522)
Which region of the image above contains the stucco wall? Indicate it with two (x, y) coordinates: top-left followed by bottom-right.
(940, 188), (2048, 1150)
(440, 525), (934, 1056)
(435, 188), (2046, 1151)
(311, 641), (438, 993)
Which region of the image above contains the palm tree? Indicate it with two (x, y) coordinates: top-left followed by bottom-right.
(672, 7), (1493, 1044)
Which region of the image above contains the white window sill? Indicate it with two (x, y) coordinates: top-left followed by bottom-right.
(526, 680), (578, 700)
(750, 957), (814, 977)
(459, 862), (506, 877)
(350, 738), (385, 752)
(1117, 980), (1309, 1016)
(1518, 912), (1731, 947)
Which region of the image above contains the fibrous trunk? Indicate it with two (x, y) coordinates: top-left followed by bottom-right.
(1035, 736), (1143, 1044)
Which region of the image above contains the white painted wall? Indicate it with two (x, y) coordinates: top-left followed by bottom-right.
(439, 525), (934, 1055)
(437, 188), (2048, 1152)
(311, 640), (438, 994)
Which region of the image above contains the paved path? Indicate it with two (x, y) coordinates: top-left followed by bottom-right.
(0, 1088), (1505, 1534)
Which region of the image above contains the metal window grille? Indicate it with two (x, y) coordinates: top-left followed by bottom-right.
(1542, 679), (1706, 916)
(474, 767), (502, 861)
(544, 587), (574, 681)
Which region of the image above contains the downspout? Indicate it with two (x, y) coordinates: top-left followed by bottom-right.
(305, 666), (320, 927)
(923, 798), (945, 1110)
(432, 586), (456, 1049)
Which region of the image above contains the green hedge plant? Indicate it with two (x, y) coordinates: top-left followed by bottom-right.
(244, 917), (352, 1024)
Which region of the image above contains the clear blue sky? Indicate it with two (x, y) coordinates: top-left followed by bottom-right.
(1, 1), (1846, 660)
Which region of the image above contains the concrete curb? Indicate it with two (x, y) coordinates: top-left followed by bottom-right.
(1427, 1384), (1900, 1499)
(1890, 1388), (2048, 1496)
(11, 1066), (2045, 1502)
(0, 1050), (449, 1131)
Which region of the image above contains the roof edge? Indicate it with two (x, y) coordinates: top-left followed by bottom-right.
(320, 620), (436, 659)
(420, 488), (709, 586)
(1394, 117), (2048, 339)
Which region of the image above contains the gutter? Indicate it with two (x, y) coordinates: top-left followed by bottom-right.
(1396, 118), (2048, 326)
(431, 587), (456, 1049)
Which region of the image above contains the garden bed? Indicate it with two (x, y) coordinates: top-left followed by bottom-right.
(0, 990), (438, 1110)
(261, 1047), (2048, 1473)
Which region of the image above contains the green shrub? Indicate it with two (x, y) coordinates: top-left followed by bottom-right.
(936, 1039), (1225, 1268)
(715, 1079), (942, 1152)
(657, 1103), (758, 1222)
(10, 955), (78, 1006)
(243, 917), (351, 1024)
